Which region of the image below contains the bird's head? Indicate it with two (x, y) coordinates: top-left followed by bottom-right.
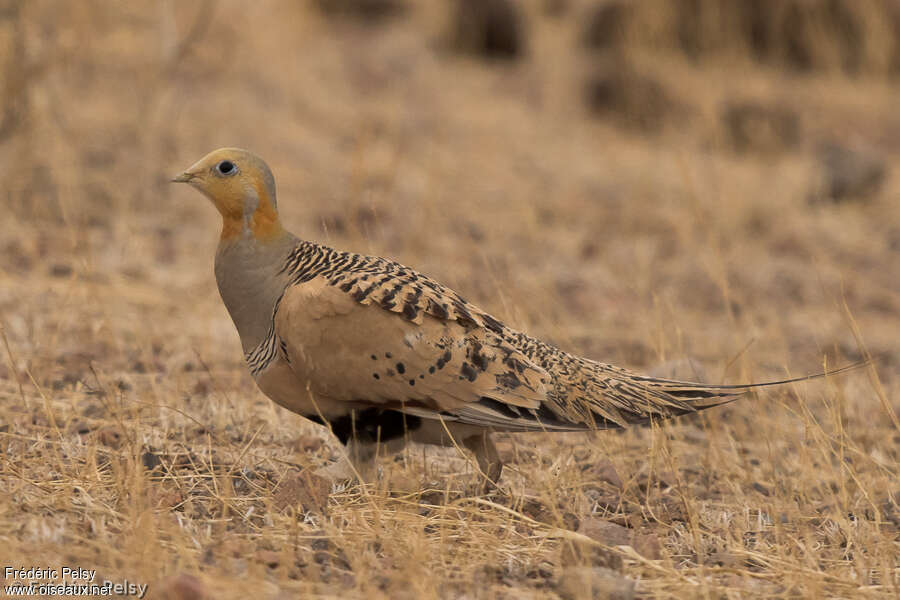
(173, 148), (283, 241)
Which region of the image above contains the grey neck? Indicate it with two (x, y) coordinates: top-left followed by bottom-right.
(214, 232), (298, 353)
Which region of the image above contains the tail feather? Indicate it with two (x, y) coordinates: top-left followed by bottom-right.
(633, 360), (867, 393)
(407, 361), (866, 433)
(596, 360), (868, 427)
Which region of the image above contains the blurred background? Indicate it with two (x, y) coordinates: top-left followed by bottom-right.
(0, 1), (898, 596)
(1, 0), (898, 381)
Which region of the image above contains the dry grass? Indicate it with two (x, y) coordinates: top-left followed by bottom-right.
(0, 1), (897, 598)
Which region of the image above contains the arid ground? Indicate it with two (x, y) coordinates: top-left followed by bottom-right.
(0, 1), (897, 598)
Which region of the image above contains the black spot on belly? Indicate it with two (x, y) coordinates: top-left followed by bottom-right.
(385, 352), (392, 359)
(306, 409), (422, 445)
(436, 350), (452, 370)
(371, 354), (377, 360)
(429, 366), (435, 374)
(373, 373), (380, 379)
(396, 362), (405, 374)
(469, 341), (489, 371)
(409, 379), (415, 386)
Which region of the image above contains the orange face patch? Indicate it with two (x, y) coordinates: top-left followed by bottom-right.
(174, 148), (284, 242)
(220, 183), (283, 242)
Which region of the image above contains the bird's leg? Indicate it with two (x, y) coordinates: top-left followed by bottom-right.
(318, 435), (406, 487)
(345, 438), (380, 483)
(463, 432), (503, 492)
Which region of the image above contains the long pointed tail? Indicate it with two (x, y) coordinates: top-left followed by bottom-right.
(591, 359), (869, 428)
(634, 359), (867, 396)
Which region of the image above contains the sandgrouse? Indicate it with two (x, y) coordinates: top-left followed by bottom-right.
(174, 148), (856, 487)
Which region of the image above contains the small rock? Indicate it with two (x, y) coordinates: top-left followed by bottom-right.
(82, 403), (104, 417)
(69, 420), (92, 435)
(494, 439), (541, 464)
(273, 469), (331, 514)
(707, 550), (741, 567)
(151, 573), (209, 600)
(604, 512), (635, 529)
(557, 567), (635, 600)
(386, 471), (423, 495)
(578, 517), (663, 560)
(636, 467), (680, 491)
(3, 240), (33, 272)
(520, 498), (555, 525)
(142, 449), (163, 472)
(632, 531), (662, 560)
(752, 481), (771, 496)
(654, 470), (679, 488)
(156, 490), (184, 510)
(586, 492), (620, 514)
(49, 263), (73, 278)
(256, 550), (281, 568)
(815, 142), (887, 203)
(560, 535), (622, 570)
(579, 518), (632, 547)
(582, 459), (623, 489)
(296, 434), (325, 453)
(96, 426), (124, 449)
(655, 496), (689, 523)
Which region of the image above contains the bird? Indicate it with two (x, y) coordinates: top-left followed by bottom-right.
(173, 148), (860, 488)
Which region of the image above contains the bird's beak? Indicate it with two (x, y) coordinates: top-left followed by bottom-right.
(172, 171), (196, 183)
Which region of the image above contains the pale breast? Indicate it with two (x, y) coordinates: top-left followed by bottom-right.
(252, 359), (307, 414)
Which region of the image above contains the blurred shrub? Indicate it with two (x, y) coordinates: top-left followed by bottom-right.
(583, 0), (900, 76)
(313, 0), (408, 22)
(0, 0), (29, 141)
(582, 0), (631, 51)
(542, 0), (570, 18)
(585, 60), (686, 133)
(720, 101), (801, 154)
(448, 0), (524, 60)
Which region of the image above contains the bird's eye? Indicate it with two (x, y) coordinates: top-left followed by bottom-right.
(216, 160), (236, 176)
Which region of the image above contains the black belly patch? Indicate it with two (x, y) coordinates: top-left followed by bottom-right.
(305, 408), (422, 445)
